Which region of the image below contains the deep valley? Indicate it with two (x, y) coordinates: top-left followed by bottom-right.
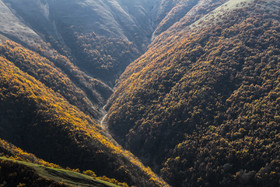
(0, 0), (279, 186)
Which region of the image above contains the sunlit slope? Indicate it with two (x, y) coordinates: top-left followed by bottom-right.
(0, 56), (168, 186)
(0, 41), (112, 120)
(0, 157), (120, 187)
(0, 139), (117, 186)
(0, 0), (40, 46)
(0, 138), (130, 186)
(106, 0), (280, 186)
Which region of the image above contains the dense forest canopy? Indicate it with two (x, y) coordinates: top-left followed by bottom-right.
(0, 0), (280, 186)
(106, 0), (280, 186)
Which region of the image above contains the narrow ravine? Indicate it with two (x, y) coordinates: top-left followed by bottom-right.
(100, 112), (108, 128)
(99, 99), (111, 129)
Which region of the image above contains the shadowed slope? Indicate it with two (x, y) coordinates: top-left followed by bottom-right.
(106, 0), (280, 186)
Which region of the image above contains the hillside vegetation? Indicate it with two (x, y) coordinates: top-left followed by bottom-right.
(0, 0), (209, 185)
(0, 51), (167, 186)
(3, 0), (217, 86)
(0, 41), (112, 120)
(3, 0), (154, 85)
(2, 0), (280, 186)
(106, 0), (280, 186)
(0, 139), (129, 186)
(0, 156), (122, 187)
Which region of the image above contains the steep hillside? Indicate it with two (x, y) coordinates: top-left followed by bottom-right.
(0, 1), (198, 186)
(0, 0), (40, 46)
(0, 138), (60, 168)
(0, 54), (168, 186)
(106, 0), (280, 186)
(2, 0), (280, 186)
(3, 0), (154, 85)
(0, 41), (112, 120)
(152, 0), (228, 38)
(2, 0), (210, 85)
(1, 0), (230, 87)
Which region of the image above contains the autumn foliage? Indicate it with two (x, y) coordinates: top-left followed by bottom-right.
(0, 43), (167, 186)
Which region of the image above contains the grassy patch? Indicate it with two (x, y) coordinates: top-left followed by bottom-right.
(0, 157), (119, 187)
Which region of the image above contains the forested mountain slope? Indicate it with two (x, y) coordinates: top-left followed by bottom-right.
(0, 0), (214, 115)
(0, 0), (225, 119)
(0, 0), (203, 186)
(0, 41), (112, 120)
(2, 0), (225, 86)
(2, 0), (181, 85)
(106, 0), (280, 186)
(0, 48), (168, 186)
(2, 0), (280, 186)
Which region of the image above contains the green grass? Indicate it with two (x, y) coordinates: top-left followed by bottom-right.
(0, 157), (119, 187)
